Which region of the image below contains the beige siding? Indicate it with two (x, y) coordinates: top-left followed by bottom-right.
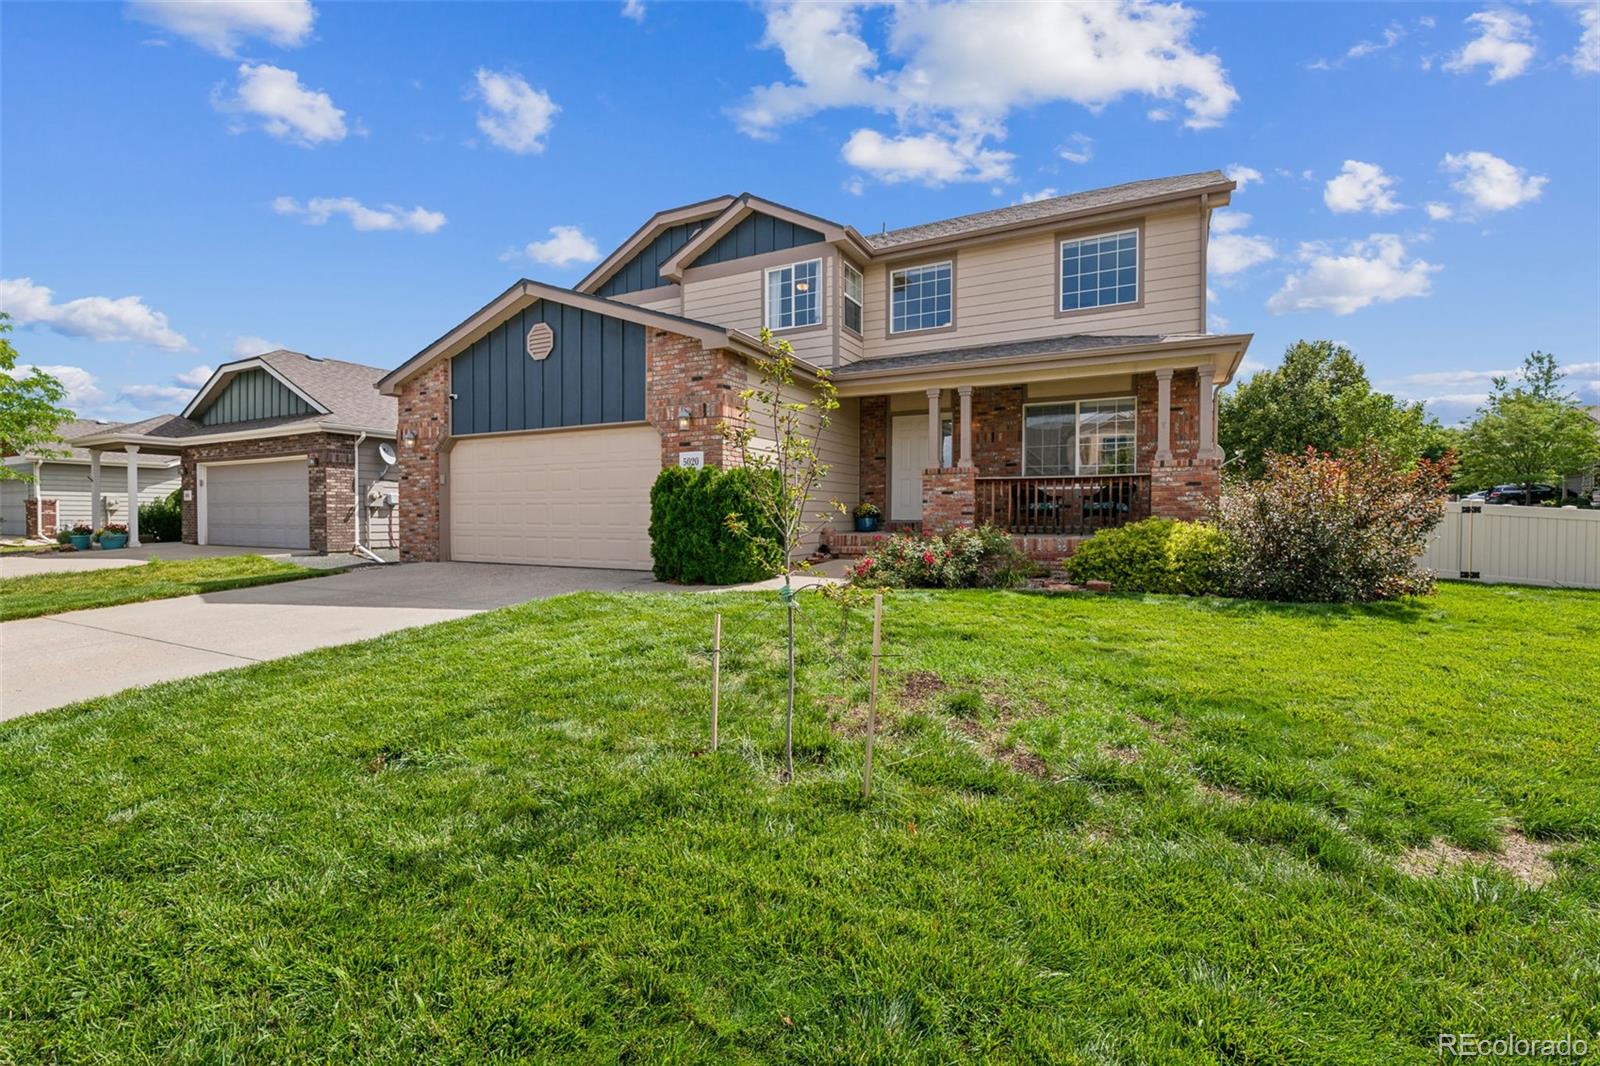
(745, 391), (860, 553)
(860, 207), (1204, 359)
(0, 461), (181, 535)
(683, 250), (838, 368)
(625, 288), (684, 316)
(355, 438), (400, 550)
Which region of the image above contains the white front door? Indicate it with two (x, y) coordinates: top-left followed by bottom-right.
(890, 414), (952, 521)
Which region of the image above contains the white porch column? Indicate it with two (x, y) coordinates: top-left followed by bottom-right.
(957, 385), (974, 469)
(1155, 369), (1174, 463)
(89, 450), (103, 529)
(926, 388), (942, 468)
(125, 445), (141, 547)
(1198, 365), (1218, 460)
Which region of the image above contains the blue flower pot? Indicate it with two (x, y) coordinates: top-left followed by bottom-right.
(69, 534), (92, 550)
(855, 515), (880, 532)
(100, 533), (128, 550)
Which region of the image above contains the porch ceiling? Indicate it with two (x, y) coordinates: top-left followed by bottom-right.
(831, 332), (1252, 396)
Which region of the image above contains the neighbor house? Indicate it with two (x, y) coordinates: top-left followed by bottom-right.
(74, 351), (400, 552)
(1, 420), (181, 537)
(378, 171), (1252, 569)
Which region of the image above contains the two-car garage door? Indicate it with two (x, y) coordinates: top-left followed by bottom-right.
(449, 426), (659, 569)
(201, 458), (311, 549)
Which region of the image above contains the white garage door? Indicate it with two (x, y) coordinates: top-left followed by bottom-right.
(449, 426), (659, 569)
(202, 458), (310, 549)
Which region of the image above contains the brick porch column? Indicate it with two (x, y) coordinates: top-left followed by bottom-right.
(921, 466), (976, 530)
(24, 497), (57, 538)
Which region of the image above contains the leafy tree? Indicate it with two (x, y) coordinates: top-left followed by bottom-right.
(1456, 352), (1600, 495)
(720, 328), (844, 782)
(0, 314), (75, 481)
(1219, 340), (1449, 477)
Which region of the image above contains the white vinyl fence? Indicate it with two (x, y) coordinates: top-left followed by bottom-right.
(1418, 502), (1600, 589)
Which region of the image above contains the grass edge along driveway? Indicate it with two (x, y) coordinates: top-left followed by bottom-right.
(0, 554), (331, 621)
(0, 582), (1596, 1061)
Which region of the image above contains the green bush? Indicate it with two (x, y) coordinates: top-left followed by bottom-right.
(1064, 518), (1232, 595)
(847, 525), (1032, 589)
(648, 466), (783, 584)
(138, 488), (183, 543)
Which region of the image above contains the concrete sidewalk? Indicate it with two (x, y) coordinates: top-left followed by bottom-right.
(0, 563), (664, 720)
(0, 541), (352, 579)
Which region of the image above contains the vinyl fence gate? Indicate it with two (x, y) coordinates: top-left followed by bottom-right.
(1418, 502), (1600, 590)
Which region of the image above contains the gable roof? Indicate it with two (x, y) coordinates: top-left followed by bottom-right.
(656, 193), (874, 281)
(376, 279), (777, 395)
(864, 171), (1233, 252)
(576, 195), (736, 295)
(4, 419), (180, 466)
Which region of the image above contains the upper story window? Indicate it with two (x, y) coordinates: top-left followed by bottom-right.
(842, 260), (864, 335)
(1060, 228), (1138, 312)
(889, 261), (952, 334)
(1023, 397), (1136, 476)
(765, 259), (821, 331)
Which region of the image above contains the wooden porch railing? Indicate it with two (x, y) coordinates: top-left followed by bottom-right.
(975, 474), (1151, 536)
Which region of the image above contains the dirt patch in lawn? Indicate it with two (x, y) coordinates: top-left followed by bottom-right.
(1101, 745), (1142, 765)
(1399, 829), (1559, 888)
(900, 671), (947, 705)
(949, 711), (1050, 779)
(1198, 781), (1250, 805)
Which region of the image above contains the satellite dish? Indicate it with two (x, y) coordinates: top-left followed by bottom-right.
(377, 442), (397, 466)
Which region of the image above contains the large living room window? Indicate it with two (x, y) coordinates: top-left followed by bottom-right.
(1023, 398), (1136, 475)
(765, 259), (821, 330)
(889, 261), (952, 334)
(1060, 228), (1138, 311)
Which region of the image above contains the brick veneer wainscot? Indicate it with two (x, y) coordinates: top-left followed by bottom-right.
(921, 466), (976, 530)
(24, 498), (58, 538)
(395, 359), (450, 562)
(179, 431), (357, 553)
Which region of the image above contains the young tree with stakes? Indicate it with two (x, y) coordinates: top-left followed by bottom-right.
(721, 328), (844, 782)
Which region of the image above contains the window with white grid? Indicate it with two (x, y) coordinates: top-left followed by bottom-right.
(765, 259), (821, 330)
(889, 261), (952, 334)
(1060, 229), (1138, 311)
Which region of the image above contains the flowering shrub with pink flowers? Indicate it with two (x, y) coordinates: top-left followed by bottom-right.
(847, 525), (1031, 589)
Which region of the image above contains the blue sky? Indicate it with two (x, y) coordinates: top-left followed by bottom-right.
(3, 0), (1597, 426)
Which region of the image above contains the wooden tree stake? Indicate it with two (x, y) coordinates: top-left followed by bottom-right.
(711, 613), (722, 752)
(862, 593), (882, 798)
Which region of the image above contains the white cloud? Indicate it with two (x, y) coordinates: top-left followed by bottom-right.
(1569, 3), (1600, 74)
(1208, 212), (1274, 276)
(621, 0), (645, 23)
(1267, 234), (1439, 316)
(735, 1), (1237, 187)
(127, 0), (315, 57)
(214, 63), (347, 146)
(472, 69), (558, 154)
(1323, 159), (1402, 214)
(120, 382), (197, 407)
(231, 336), (282, 358)
(175, 364), (214, 386)
(1058, 133), (1093, 164)
(1018, 188), (1060, 204)
(273, 196), (446, 233)
(1346, 22), (1405, 60)
(1425, 201), (1455, 221)
(841, 128), (1014, 185)
(0, 277), (190, 350)
(1224, 163), (1262, 190)
(1445, 10), (1536, 83)
(8, 363), (110, 412)
(1441, 150), (1548, 212)
(503, 226), (602, 268)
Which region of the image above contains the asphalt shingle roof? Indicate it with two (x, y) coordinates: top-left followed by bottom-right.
(832, 334), (1173, 375)
(862, 171), (1230, 250)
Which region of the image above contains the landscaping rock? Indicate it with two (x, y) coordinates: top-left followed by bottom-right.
(1086, 580), (1112, 593)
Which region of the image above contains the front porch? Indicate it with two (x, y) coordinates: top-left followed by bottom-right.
(829, 342), (1238, 559)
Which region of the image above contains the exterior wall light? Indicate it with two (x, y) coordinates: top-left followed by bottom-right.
(676, 406), (692, 430)
(403, 428), (418, 448)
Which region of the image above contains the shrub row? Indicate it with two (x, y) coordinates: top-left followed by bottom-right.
(649, 466), (783, 584)
(847, 525), (1032, 589)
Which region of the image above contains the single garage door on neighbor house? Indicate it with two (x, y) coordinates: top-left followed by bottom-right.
(449, 425), (659, 569)
(201, 457), (311, 549)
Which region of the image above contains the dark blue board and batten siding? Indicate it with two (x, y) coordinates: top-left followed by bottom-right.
(450, 299), (646, 436)
(695, 210), (826, 267)
(199, 368), (314, 425)
(598, 221), (704, 298)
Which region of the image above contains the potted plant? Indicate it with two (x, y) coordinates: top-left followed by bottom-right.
(67, 523), (94, 551)
(98, 523), (129, 550)
(853, 501), (881, 532)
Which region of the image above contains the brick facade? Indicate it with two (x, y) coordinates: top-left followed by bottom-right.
(24, 497), (58, 538)
(858, 395), (888, 513)
(395, 359), (450, 562)
(969, 385), (1025, 477)
(920, 466), (976, 530)
(179, 432), (359, 554)
(1150, 461), (1221, 522)
(646, 330), (746, 471)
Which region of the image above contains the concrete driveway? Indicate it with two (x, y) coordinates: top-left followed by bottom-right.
(0, 563), (664, 720)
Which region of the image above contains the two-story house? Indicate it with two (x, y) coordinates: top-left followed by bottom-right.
(377, 171), (1252, 569)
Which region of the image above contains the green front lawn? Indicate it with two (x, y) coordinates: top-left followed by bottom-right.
(2, 583), (1596, 1061)
(0, 554), (329, 620)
